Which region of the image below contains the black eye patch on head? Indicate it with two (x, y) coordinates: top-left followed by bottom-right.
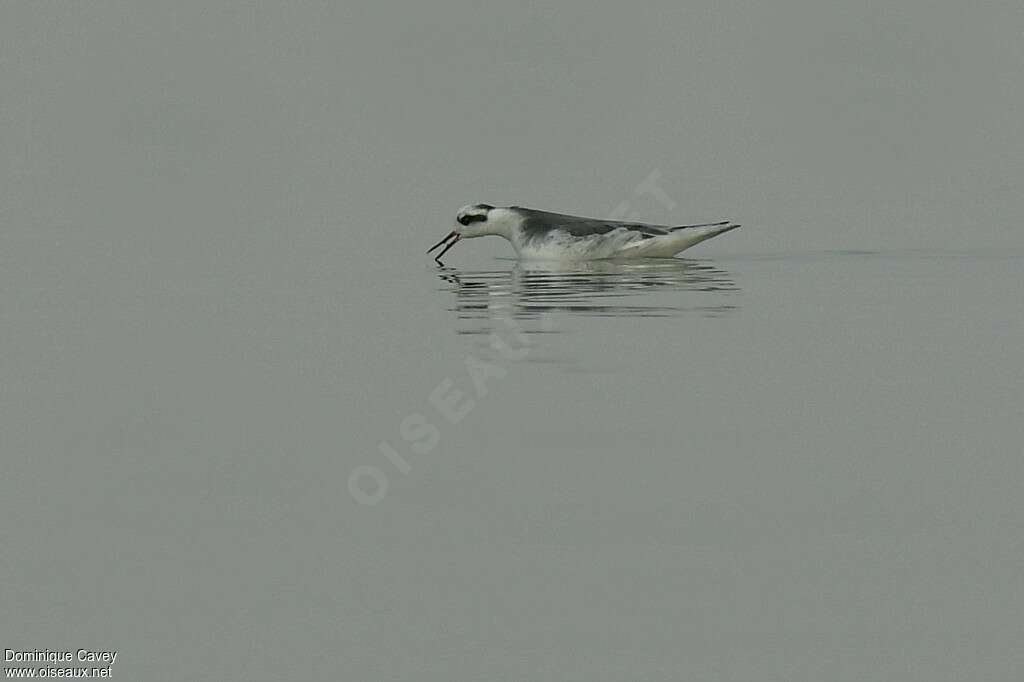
(458, 213), (487, 226)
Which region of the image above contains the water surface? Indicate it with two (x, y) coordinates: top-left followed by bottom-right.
(4, 244), (1023, 680)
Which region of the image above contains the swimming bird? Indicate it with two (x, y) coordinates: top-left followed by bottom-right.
(428, 204), (740, 263)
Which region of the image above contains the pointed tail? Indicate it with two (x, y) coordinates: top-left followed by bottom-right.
(669, 219), (735, 232)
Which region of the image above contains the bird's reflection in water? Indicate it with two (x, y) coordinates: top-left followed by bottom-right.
(437, 258), (739, 338)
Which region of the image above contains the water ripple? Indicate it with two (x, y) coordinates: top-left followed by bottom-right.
(436, 259), (740, 330)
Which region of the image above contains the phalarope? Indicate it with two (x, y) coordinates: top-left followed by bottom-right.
(428, 204), (740, 263)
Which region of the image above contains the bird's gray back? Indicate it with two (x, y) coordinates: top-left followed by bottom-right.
(512, 207), (670, 240)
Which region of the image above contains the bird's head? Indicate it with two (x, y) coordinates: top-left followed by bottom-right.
(454, 203), (496, 238)
(427, 203), (514, 263)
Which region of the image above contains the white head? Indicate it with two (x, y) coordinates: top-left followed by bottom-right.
(427, 203), (518, 263)
(454, 203), (497, 238)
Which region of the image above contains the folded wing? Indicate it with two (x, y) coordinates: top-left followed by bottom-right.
(515, 208), (671, 240)
(515, 207), (733, 241)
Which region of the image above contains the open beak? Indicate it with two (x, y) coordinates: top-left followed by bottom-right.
(427, 230), (460, 263)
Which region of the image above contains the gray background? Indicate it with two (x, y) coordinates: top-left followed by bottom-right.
(2, 2), (1022, 680)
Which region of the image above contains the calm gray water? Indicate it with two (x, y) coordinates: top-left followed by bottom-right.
(4, 244), (1022, 680)
(3, 2), (1024, 681)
